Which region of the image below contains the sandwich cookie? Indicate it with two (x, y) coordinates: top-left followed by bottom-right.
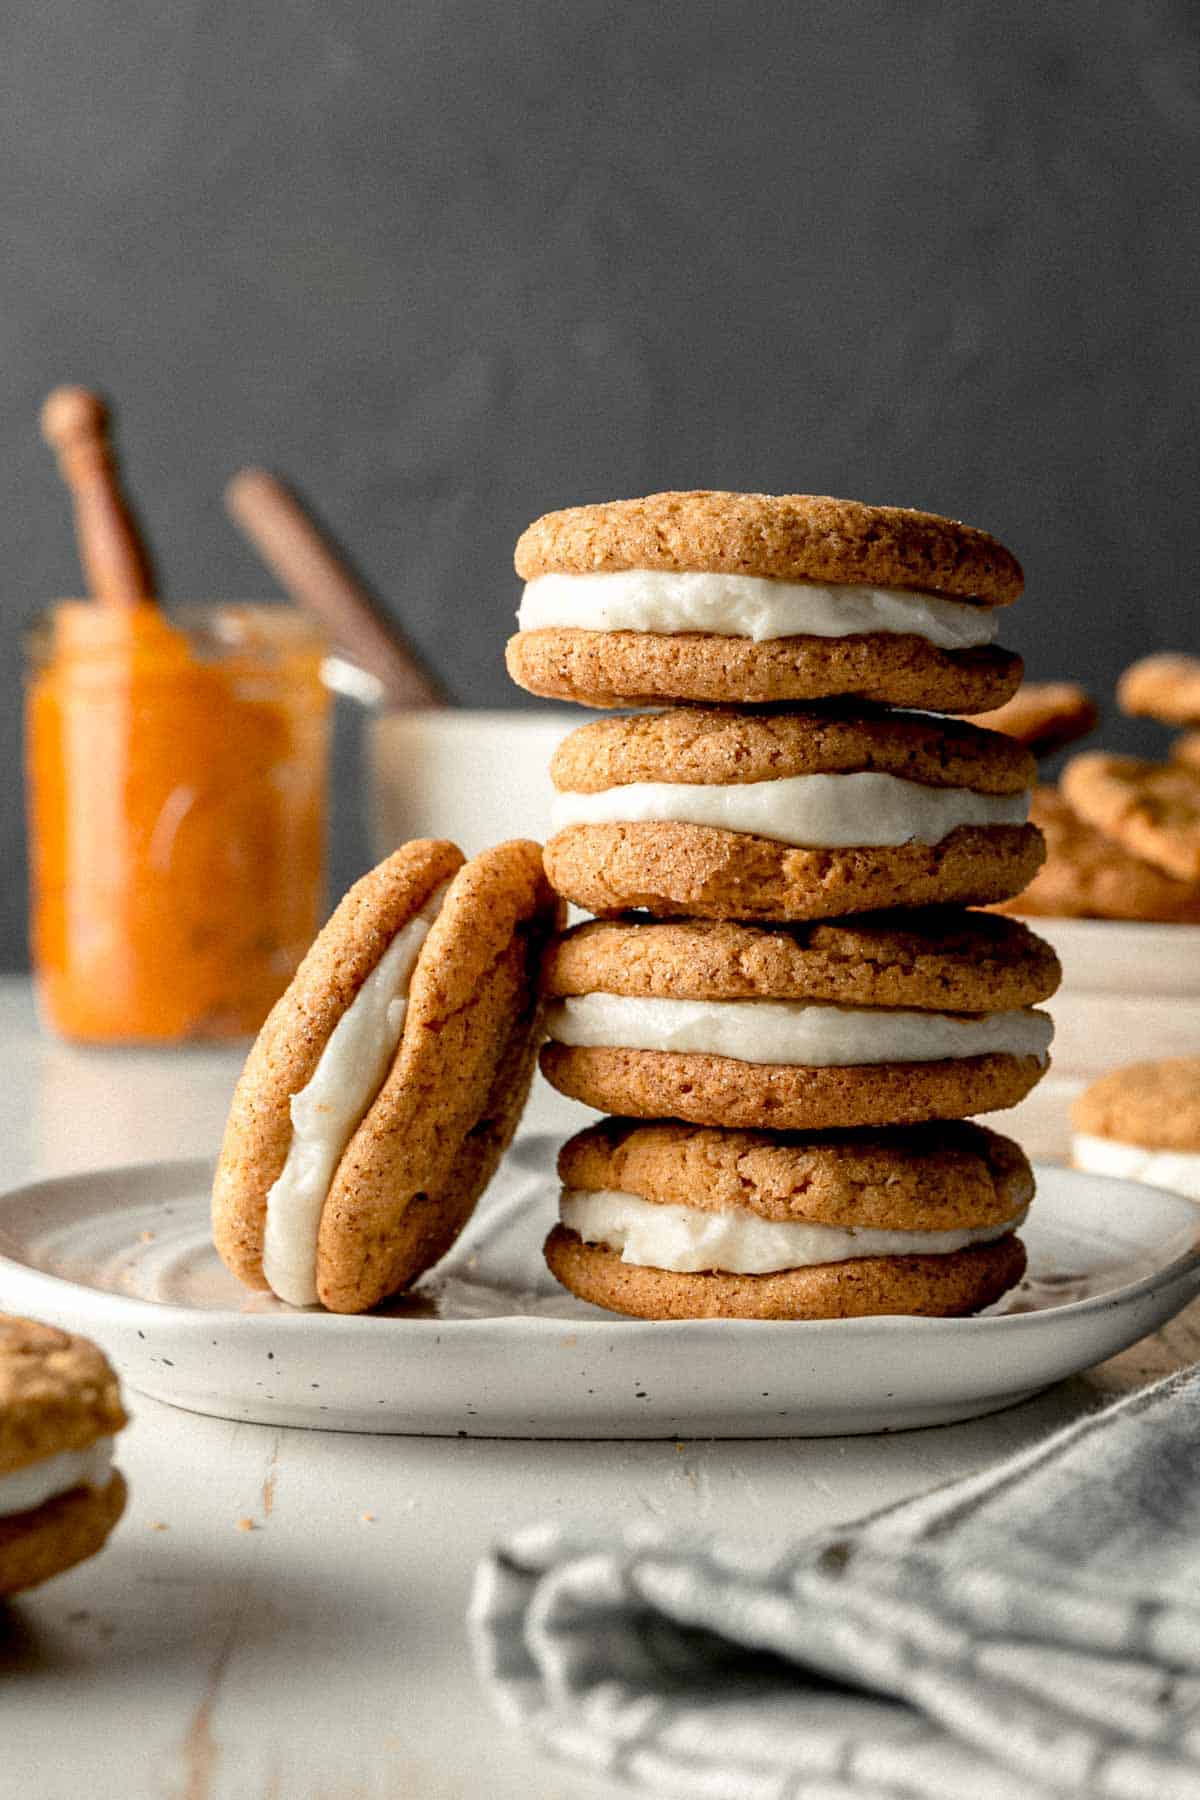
(213, 838), (561, 1314)
(0, 1315), (127, 1597)
(993, 788), (1200, 922)
(969, 681), (1098, 756)
(544, 1118), (1031, 1320)
(544, 706), (1042, 922)
(540, 912), (1056, 1129)
(509, 490), (1023, 713)
(1118, 654), (1200, 728)
(1071, 1057), (1200, 1201)
(1061, 753), (1200, 884)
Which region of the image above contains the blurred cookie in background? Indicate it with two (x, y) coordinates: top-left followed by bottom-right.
(1071, 1056), (1200, 1200)
(1061, 752), (1200, 884)
(994, 787), (1200, 922)
(1118, 653), (1200, 728)
(1171, 731), (1200, 773)
(969, 681), (1098, 757)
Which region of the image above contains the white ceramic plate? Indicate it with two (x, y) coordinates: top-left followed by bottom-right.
(0, 1138), (1196, 1438)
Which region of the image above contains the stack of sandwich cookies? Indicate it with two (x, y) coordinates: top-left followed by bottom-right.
(1, 1315), (127, 1596)
(507, 490), (1054, 1321)
(213, 838), (561, 1314)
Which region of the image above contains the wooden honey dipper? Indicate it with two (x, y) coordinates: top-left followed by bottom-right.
(40, 386), (157, 605)
(226, 468), (442, 709)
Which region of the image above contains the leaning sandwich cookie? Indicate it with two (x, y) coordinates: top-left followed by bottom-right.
(544, 1118), (1031, 1320)
(540, 911), (1057, 1130)
(508, 491), (1024, 714)
(213, 838), (561, 1313)
(543, 705), (1043, 922)
(0, 1315), (128, 1597)
(1071, 1057), (1200, 1201)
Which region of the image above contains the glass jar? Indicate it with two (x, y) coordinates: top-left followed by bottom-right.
(25, 602), (331, 1042)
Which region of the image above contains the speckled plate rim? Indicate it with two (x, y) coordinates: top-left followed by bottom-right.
(0, 1154), (1195, 1340)
(1, 1154), (1198, 1438)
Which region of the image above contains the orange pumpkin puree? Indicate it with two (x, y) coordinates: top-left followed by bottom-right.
(26, 602), (330, 1042)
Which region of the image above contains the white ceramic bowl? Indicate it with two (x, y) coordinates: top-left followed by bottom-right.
(1032, 918), (1200, 998)
(368, 708), (592, 859)
(1027, 920), (1200, 1089)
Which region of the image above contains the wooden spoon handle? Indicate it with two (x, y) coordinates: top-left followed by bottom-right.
(225, 469), (442, 710)
(40, 387), (156, 604)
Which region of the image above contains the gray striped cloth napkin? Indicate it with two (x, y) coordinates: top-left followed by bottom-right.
(470, 1366), (1200, 1798)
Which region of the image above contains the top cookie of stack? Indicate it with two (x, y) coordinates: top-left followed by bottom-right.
(508, 489), (1023, 714)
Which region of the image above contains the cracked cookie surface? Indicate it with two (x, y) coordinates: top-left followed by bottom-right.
(516, 491), (1023, 602)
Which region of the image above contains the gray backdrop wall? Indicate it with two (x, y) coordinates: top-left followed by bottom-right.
(2, 0), (1197, 966)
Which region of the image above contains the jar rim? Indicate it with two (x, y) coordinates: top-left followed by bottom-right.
(26, 601), (329, 667)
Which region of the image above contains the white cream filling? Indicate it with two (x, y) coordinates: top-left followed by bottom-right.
(0, 1438), (115, 1520)
(518, 571), (998, 651)
(560, 1188), (1026, 1274)
(1071, 1134), (1200, 1201)
(549, 770), (1029, 849)
(545, 994), (1052, 1067)
(263, 887), (448, 1307)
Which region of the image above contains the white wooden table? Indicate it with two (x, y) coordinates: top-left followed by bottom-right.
(2, 976), (1196, 1800)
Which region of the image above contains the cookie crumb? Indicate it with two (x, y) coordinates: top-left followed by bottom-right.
(675, 1443), (686, 1454)
(139, 1230), (156, 1243)
(148, 1520), (168, 1532)
(360, 1511), (376, 1523)
(236, 1516), (255, 1533)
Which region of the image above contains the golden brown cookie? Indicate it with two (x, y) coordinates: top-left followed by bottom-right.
(1172, 732), (1200, 773)
(1071, 1057), (1200, 1152)
(551, 706), (1034, 793)
(993, 788), (1200, 922)
(969, 682), (1098, 755)
(516, 492), (1024, 603)
(0, 1314), (128, 1597)
(544, 1227), (1026, 1320)
(1118, 654), (1200, 727)
(507, 629), (1023, 714)
(1061, 754), (1200, 883)
(541, 1044), (1046, 1131)
(546, 821), (1042, 922)
(546, 707), (1042, 920)
(544, 911), (1061, 1014)
(213, 839), (562, 1313)
(559, 1117), (1033, 1230)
